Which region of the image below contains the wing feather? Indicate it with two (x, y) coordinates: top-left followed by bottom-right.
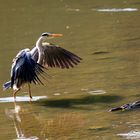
(31, 44), (82, 69)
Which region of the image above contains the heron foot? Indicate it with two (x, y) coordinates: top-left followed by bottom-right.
(13, 89), (20, 101)
(28, 83), (32, 101)
(29, 95), (32, 102)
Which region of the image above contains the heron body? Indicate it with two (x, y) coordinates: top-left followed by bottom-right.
(3, 32), (82, 99)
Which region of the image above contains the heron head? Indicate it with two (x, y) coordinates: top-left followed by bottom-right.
(41, 32), (63, 39)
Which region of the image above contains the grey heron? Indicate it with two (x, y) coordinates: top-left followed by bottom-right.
(3, 32), (82, 99)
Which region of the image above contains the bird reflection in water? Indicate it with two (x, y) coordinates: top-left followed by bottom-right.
(5, 103), (45, 140)
(5, 102), (85, 140)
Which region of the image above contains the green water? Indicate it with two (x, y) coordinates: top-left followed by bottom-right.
(1, 0), (140, 139)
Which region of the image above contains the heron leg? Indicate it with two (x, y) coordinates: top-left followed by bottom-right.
(13, 89), (20, 100)
(28, 83), (32, 100)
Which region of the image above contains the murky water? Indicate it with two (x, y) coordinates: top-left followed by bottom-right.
(1, 0), (140, 139)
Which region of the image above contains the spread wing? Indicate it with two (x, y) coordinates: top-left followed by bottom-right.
(31, 44), (82, 69)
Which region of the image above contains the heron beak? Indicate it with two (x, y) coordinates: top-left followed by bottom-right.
(50, 33), (63, 37)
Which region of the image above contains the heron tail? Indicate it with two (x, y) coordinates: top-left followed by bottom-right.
(3, 81), (11, 90)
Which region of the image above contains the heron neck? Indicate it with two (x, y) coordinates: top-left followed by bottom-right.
(36, 37), (44, 64)
(36, 37), (44, 48)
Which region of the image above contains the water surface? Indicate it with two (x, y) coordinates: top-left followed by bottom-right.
(1, 0), (140, 139)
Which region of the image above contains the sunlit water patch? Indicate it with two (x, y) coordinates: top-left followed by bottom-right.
(66, 8), (80, 12)
(93, 8), (138, 12)
(81, 88), (89, 91)
(53, 93), (61, 96)
(15, 136), (39, 140)
(0, 96), (47, 103)
(53, 91), (69, 96)
(118, 131), (140, 140)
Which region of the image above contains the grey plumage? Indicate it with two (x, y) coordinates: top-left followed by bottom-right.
(3, 32), (82, 99)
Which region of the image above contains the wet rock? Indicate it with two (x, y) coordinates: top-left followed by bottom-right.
(110, 100), (140, 112)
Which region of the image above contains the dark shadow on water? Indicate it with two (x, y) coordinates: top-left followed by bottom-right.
(92, 51), (110, 55)
(95, 57), (116, 61)
(35, 95), (123, 108)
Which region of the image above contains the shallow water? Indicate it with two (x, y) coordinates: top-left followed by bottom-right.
(1, 0), (140, 139)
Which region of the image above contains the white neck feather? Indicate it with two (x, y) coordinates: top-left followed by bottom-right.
(36, 36), (44, 48)
(36, 37), (45, 64)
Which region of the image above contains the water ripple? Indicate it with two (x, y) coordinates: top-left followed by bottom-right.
(88, 90), (106, 95)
